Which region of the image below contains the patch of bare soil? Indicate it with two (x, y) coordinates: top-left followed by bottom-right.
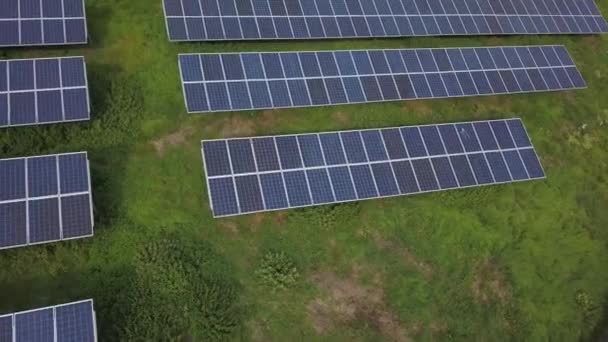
(151, 126), (195, 156)
(220, 220), (239, 235)
(471, 259), (511, 305)
(402, 100), (433, 118)
(259, 110), (286, 129)
(273, 211), (288, 226)
(333, 111), (352, 127)
(582, 36), (602, 51)
(220, 116), (256, 138)
(374, 234), (433, 279)
(248, 213), (265, 232)
(308, 271), (410, 341)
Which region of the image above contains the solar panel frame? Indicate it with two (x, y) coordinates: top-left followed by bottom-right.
(163, 0), (608, 41)
(0, 0), (88, 47)
(0, 56), (91, 128)
(179, 45), (586, 114)
(0, 152), (94, 250)
(201, 118), (546, 218)
(0, 299), (97, 342)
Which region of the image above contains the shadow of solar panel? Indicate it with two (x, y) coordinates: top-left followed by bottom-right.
(0, 57), (91, 128)
(179, 46), (586, 114)
(201, 118), (546, 217)
(0, 0), (88, 47)
(0, 152), (94, 250)
(2, 300), (96, 342)
(163, 0), (608, 41)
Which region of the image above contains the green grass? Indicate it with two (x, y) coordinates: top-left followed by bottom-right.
(2, 0), (608, 340)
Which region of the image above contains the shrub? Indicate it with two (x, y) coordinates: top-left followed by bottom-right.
(289, 203), (361, 230)
(119, 236), (241, 341)
(255, 251), (300, 290)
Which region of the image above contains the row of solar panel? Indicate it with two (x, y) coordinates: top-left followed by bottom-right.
(166, 14), (607, 41)
(0, 300), (96, 342)
(181, 46), (577, 81)
(202, 119), (545, 217)
(163, 0), (608, 40)
(0, 152), (94, 250)
(165, 0), (605, 17)
(0, 57), (90, 128)
(0, 0), (87, 47)
(179, 46), (586, 113)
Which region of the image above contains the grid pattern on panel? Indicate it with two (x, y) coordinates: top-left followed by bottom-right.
(0, 0), (88, 47)
(179, 45), (586, 114)
(0, 152), (94, 250)
(1, 300), (96, 342)
(0, 57), (91, 128)
(163, 0), (608, 41)
(201, 118), (546, 218)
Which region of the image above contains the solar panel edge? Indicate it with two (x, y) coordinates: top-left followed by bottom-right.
(166, 31), (608, 43)
(200, 118), (528, 143)
(200, 141), (217, 217)
(184, 86), (588, 115)
(201, 118), (546, 218)
(208, 173), (545, 218)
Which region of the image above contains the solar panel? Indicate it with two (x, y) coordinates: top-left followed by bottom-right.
(0, 152), (94, 250)
(163, 0), (608, 41)
(0, 299), (97, 342)
(0, 56), (90, 128)
(179, 45), (586, 114)
(0, 0), (88, 47)
(201, 118), (545, 217)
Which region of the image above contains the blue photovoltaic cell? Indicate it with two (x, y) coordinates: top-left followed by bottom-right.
(15, 308), (54, 342)
(180, 46), (585, 114)
(55, 301), (96, 342)
(0, 315), (12, 341)
(0, 0), (87, 47)
(0, 152), (93, 250)
(202, 118), (545, 217)
(4, 300), (96, 342)
(163, 0), (608, 41)
(0, 57), (90, 128)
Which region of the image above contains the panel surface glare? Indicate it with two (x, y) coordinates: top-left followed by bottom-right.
(0, 0), (87, 47)
(0, 152), (94, 250)
(163, 0), (608, 41)
(180, 45), (586, 113)
(202, 118), (545, 217)
(0, 57), (90, 128)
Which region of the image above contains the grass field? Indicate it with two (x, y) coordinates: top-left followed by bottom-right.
(1, 1), (608, 340)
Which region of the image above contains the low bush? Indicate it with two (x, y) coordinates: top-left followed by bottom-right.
(118, 235), (241, 341)
(255, 251), (300, 290)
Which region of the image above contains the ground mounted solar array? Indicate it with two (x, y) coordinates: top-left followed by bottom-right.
(180, 45), (585, 114)
(0, 57), (90, 128)
(202, 119), (545, 217)
(0, 152), (94, 250)
(0, 299), (97, 342)
(163, 0), (608, 41)
(0, 0), (88, 47)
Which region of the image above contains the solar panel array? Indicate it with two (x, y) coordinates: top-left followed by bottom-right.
(163, 0), (608, 41)
(0, 0), (88, 47)
(0, 299), (97, 342)
(0, 152), (94, 250)
(202, 118), (545, 217)
(180, 45), (585, 114)
(0, 57), (90, 128)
